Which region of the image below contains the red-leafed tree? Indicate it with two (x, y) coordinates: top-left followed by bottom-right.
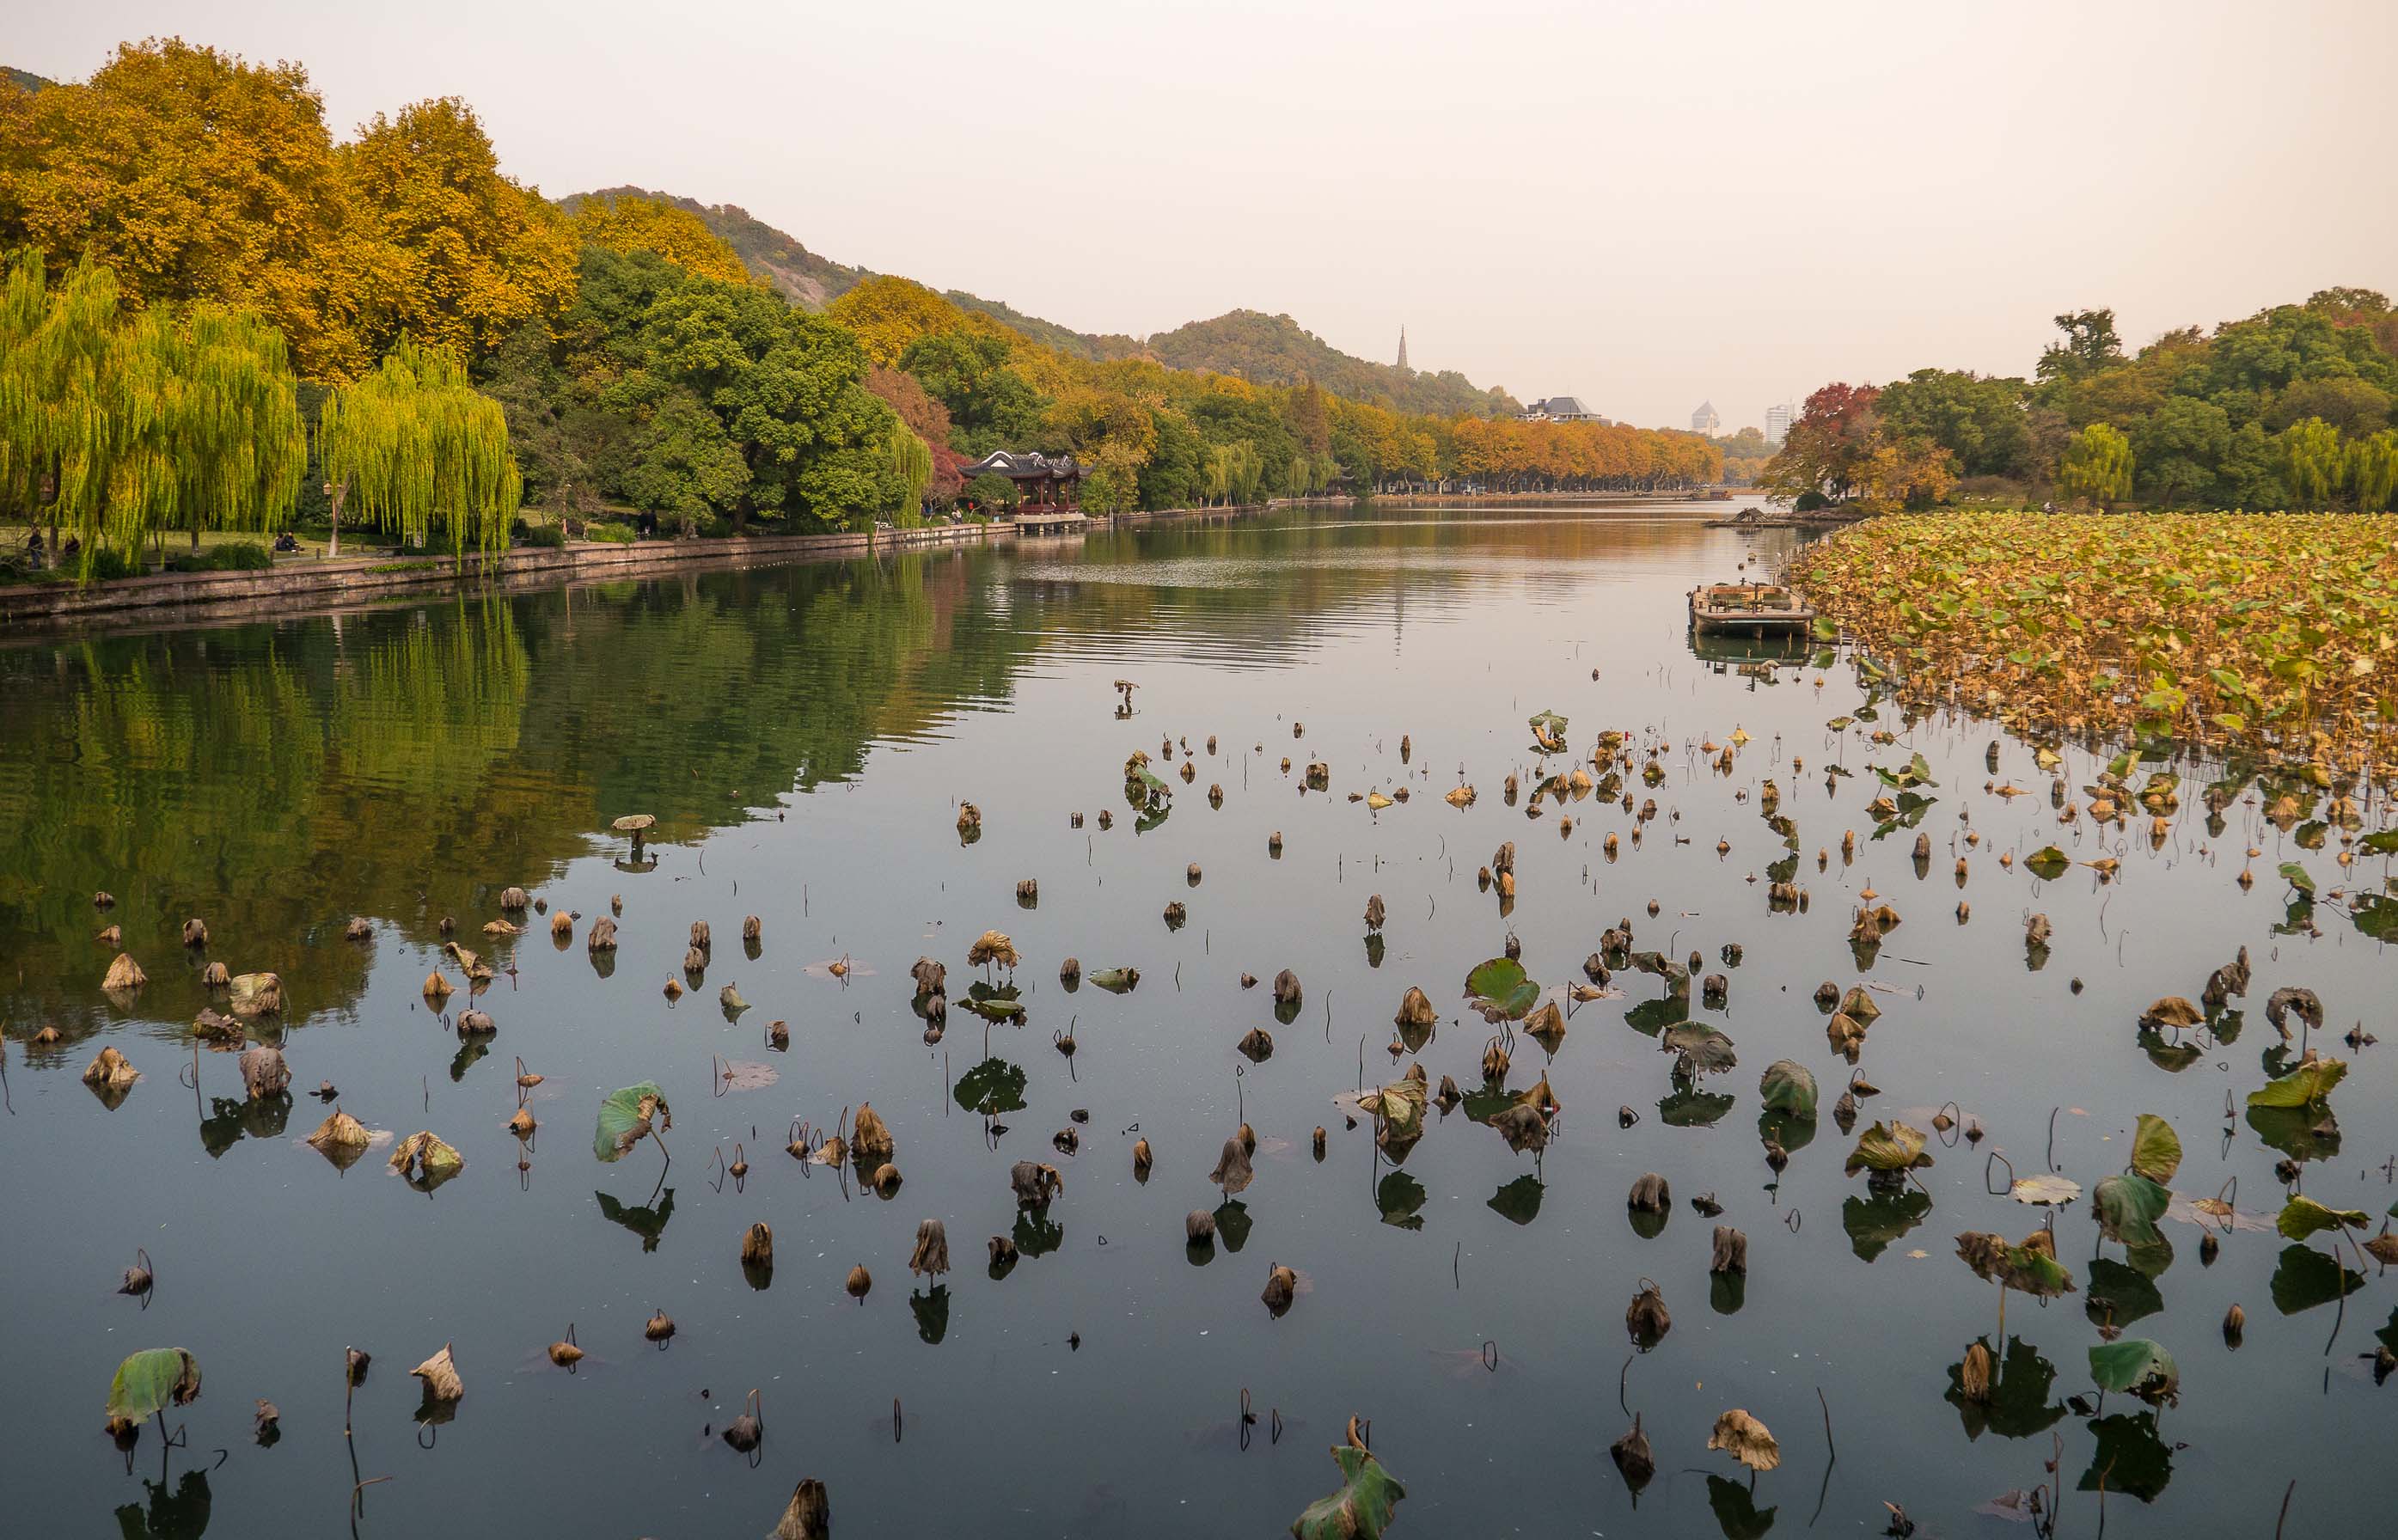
(865, 364), (967, 503)
(1762, 382), (1883, 503)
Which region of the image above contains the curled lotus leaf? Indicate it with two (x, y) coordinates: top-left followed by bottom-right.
(2138, 998), (2202, 1031)
(594, 1082), (670, 1162)
(2025, 846), (2071, 880)
(1290, 1419), (1404, 1540)
(2010, 1173), (2082, 1207)
(2247, 1057), (2346, 1109)
(966, 930), (1019, 970)
(1844, 1121), (1931, 1176)
(1758, 1060), (1818, 1119)
(2093, 1173), (2171, 1246)
(2087, 1338), (2178, 1405)
(107, 1348), (203, 1426)
(1088, 967), (1141, 993)
(1661, 1023), (1738, 1078)
(1707, 1408), (1781, 1473)
(2264, 987), (2323, 1035)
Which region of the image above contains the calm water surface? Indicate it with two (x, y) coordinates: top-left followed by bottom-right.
(3, 504), (2392, 1538)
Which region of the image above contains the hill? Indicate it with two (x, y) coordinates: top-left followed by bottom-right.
(4, 65), (58, 93)
(1146, 309), (1518, 417)
(566, 188), (1520, 417)
(563, 186), (869, 310)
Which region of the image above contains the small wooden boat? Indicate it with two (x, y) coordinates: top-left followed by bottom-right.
(1688, 582), (1815, 636)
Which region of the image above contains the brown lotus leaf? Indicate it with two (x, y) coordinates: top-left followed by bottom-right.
(1435, 1074), (1462, 1113)
(389, 1130), (462, 1181)
(956, 802), (982, 836)
(1237, 1027), (1274, 1062)
(2266, 987), (2323, 1037)
(852, 1103), (894, 1163)
(481, 918), (519, 936)
(909, 1218), (949, 1277)
(1523, 1001), (1565, 1054)
(180, 918), (208, 947)
(586, 916), (618, 951)
(845, 1264), (872, 1299)
(82, 1045), (138, 1089)
(967, 929), (1018, 970)
(1395, 987), (1435, 1031)
(688, 920), (711, 952)
(101, 953), (147, 993)
(1626, 1280), (1671, 1343)
(645, 1309), (676, 1342)
(2026, 914), (2052, 947)
(1209, 1136), (1255, 1195)
(1272, 969), (1302, 1005)
(1261, 1263), (1298, 1315)
(1710, 1225), (1748, 1274)
(1611, 1415), (1655, 1488)
(870, 1163), (902, 1195)
(307, 1108), (370, 1152)
(1959, 1341), (1993, 1402)
(1365, 894), (1386, 932)
(423, 971), (454, 1002)
(456, 1010), (494, 1036)
(344, 916), (373, 941)
(1628, 1172), (1671, 1213)
(774, 1479), (831, 1540)
(547, 1331), (584, 1368)
(549, 911), (573, 940)
(1133, 1138), (1153, 1172)
(911, 956), (946, 995)
(238, 1045), (290, 1099)
(2140, 996), (2203, 1030)
(409, 1343), (463, 1402)
(1011, 1160), (1064, 1207)
(506, 1106), (535, 1138)
(1708, 1408), (1780, 1472)
(1491, 1103), (1550, 1153)
(1482, 1035), (1511, 1084)
(199, 960), (230, 987)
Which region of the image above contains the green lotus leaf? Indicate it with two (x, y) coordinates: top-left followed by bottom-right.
(107, 1348), (203, 1424)
(594, 1081), (670, 1163)
(2087, 1339), (2178, 1404)
(2129, 1114), (2181, 1183)
(1291, 1436), (1406, 1539)
(1759, 1059), (1818, 1119)
(2274, 1194), (2369, 1241)
(2093, 1173), (2170, 1247)
(2247, 1057), (2346, 1109)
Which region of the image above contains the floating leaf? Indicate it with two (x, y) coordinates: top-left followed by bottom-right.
(2247, 1058), (2346, 1109)
(952, 1059), (1028, 1116)
(2274, 1195), (2369, 1241)
(107, 1348), (202, 1425)
(1844, 1121), (1931, 1176)
(2010, 1174), (2082, 1207)
(2025, 846), (2071, 880)
(1661, 1023), (1738, 1077)
(594, 1082), (670, 1163)
(1707, 1408), (1781, 1472)
(1463, 956), (1539, 1024)
(1088, 968), (1141, 993)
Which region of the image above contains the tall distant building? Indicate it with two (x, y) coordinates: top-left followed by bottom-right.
(1690, 400), (1721, 436)
(1396, 327), (1410, 372)
(1764, 401), (1794, 445)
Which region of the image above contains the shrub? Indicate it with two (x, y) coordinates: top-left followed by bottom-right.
(165, 541), (273, 573)
(1792, 489), (1831, 513)
(584, 522), (636, 545)
(518, 522), (567, 549)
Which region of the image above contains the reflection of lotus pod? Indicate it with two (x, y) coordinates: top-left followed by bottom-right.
(908, 1219), (948, 1277)
(82, 1045), (139, 1089)
(853, 1103), (895, 1163)
(773, 1479), (830, 1540)
(1628, 1172), (1671, 1213)
(410, 1344), (463, 1402)
(1262, 1264), (1298, 1315)
(1185, 1210), (1216, 1244)
(239, 1045), (291, 1099)
(1710, 1226), (1747, 1274)
(1209, 1137), (1255, 1195)
(102, 953), (147, 993)
(1611, 1415), (1655, 1488)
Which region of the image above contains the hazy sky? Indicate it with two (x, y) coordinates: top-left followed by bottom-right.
(18, 2), (2395, 430)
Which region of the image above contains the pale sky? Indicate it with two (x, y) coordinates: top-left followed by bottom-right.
(17, 2), (2395, 431)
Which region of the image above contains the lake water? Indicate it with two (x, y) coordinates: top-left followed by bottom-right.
(3, 503), (2392, 1539)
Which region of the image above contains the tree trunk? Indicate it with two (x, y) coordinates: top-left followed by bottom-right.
(327, 481), (347, 557)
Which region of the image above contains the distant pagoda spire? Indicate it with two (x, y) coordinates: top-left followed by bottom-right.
(1396, 326), (1410, 372)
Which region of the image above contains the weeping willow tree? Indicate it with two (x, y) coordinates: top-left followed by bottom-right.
(886, 425), (932, 529)
(0, 251), (305, 578)
(318, 338), (520, 556)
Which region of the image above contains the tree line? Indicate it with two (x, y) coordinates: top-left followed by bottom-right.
(0, 37), (1718, 575)
(1764, 294), (2398, 511)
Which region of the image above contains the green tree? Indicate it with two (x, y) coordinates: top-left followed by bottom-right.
(2347, 428), (2398, 511)
(2126, 396), (2231, 507)
(1874, 369), (2033, 479)
(318, 337), (521, 555)
(898, 330), (1043, 455)
(2037, 309), (2124, 383)
(2277, 417), (2345, 510)
(2057, 422), (2134, 509)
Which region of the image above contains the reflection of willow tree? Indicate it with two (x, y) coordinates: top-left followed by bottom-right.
(0, 598), (542, 1042)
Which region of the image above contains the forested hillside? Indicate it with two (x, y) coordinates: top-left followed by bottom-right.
(1147, 309), (1520, 418)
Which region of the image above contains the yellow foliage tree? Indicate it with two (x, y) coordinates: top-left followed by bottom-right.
(569, 193), (749, 286)
(0, 39), (364, 378)
(827, 277), (975, 369)
(338, 98), (578, 364)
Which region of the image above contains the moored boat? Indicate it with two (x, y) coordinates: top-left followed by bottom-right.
(1688, 582), (1815, 636)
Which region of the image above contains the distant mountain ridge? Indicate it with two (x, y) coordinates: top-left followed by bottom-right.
(5, 65), (58, 93)
(566, 186), (1517, 417)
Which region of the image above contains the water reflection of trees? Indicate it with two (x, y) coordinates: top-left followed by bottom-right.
(1, 514), (1734, 1042)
